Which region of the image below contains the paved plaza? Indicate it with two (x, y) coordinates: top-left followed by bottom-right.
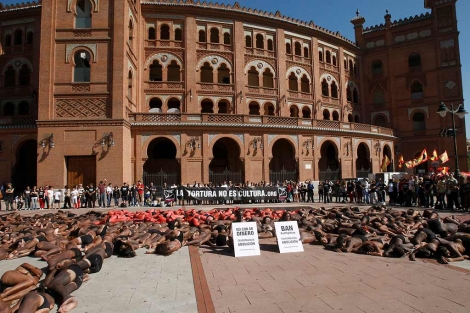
(1, 203), (470, 312)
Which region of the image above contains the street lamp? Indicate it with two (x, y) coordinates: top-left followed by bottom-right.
(436, 102), (467, 180)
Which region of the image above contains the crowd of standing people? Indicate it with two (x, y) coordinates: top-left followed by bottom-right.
(1, 172), (470, 211)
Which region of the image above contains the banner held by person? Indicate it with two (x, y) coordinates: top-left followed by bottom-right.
(164, 186), (287, 202)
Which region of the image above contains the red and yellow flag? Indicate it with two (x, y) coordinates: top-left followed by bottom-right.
(439, 151), (449, 164)
(405, 160), (414, 168)
(398, 154), (404, 169)
(430, 149), (438, 162)
(381, 155), (391, 172)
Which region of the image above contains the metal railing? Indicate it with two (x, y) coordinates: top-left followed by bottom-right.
(269, 169), (298, 183)
(209, 169), (243, 186)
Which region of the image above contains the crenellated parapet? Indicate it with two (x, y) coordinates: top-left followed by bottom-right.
(0, 1), (42, 12)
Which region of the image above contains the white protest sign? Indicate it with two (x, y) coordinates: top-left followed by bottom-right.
(274, 221), (304, 253)
(232, 222), (261, 257)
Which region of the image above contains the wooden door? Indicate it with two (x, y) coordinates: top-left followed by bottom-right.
(67, 156), (96, 187)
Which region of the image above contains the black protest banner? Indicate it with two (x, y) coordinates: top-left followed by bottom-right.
(163, 186), (287, 202)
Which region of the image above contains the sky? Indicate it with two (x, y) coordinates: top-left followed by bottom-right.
(2, 0), (469, 135)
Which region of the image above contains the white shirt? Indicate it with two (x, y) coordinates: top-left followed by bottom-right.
(47, 189), (54, 198)
(72, 189), (79, 197)
(54, 191), (61, 200)
(388, 182), (394, 192)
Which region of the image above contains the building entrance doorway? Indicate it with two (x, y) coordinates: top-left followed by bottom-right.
(269, 139), (298, 183)
(67, 156), (96, 187)
(356, 143), (371, 178)
(209, 138), (243, 185)
(319, 141), (340, 181)
(143, 137), (180, 186)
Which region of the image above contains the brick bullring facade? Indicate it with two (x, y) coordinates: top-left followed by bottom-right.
(0, 0), (466, 189)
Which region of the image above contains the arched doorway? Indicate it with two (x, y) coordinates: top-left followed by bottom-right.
(269, 139), (298, 183)
(209, 138), (244, 185)
(319, 141), (340, 181)
(12, 140), (37, 192)
(143, 138), (180, 187)
(383, 145), (393, 172)
(356, 143), (371, 178)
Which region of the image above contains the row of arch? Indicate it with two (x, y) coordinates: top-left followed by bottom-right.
(0, 101), (30, 116)
(371, 53), (422, 75)
(373, 110), (426, 130)
(148, 25), (183, 41)
(3, 64), (31, 87)
(4, 30), (33, 47)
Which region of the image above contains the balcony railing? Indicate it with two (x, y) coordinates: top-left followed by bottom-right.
(197, 42), (232, 52)
(288, 90), (313, 100)
(246, 86), (277, 95)
(130, 113), (395, 136)
(198, 83), (234, 92)
(244, 47), (275, 58)
(319, 62), (338, 71)
(0, 116), (37, 127)
(145, 81), (184, 90)
(145, 40), (183, 48)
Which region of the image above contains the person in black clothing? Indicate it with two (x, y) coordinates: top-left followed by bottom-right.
(422, 174), (434, 208)
(121, 183), (129, 206)
(323, 180), (331, 204)
(402, 179), (412, 207)
(306, 180), (314, 202)
(86, 184), (96, 208)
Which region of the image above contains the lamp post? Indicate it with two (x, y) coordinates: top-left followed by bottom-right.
(437, 102), (467, 180)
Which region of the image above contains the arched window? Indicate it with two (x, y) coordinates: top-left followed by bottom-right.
(167, 98), (181, 112)
(200, 62), (213, 83)
(255, 34), (264, 49)
(321, 79), (329, 96)
(245, 35), (252, 47)
(3, 102), (14, 116)
(411, 81), (424, 99)
(167, 60), (180, 82)
(332, 111), (339, 121)
(75, 0), (92, 28)
(198, 30), (206, 42)
(5, 34), (12, 47)
(353, 64), (358, 75)
(160, 24), (170, 40)
(18, 101), (29, 115)
(348, 114), (353, 122)
(300, 75), (309, 93)
(26, 32), (33, 45)
(323, 109), (330, 120)
(149, 98), (162, 112)
(201, 99), (214, 113)
(4, 66), (16, 87)
(318, 50), (323, 62)
(332, 55), (337, 66)
(264, 103), (275, 116)
(218, 100), (229, 114)
(302, 107), (311, 118)
(372, 60), (383, 74)
(330, 81), (338, 98)
(223, 33), (231, 45)
(13, 29), (22, 45)
(73, 50), (91, 82)
(148, 27), (156, 40)
(128, 20), (134, 47)
(249, 102), (260, 115)
(412, 112), (426, 131)
(127, 70), (132, 98)
(218, 63), (230, 84)
(19, 65), (31, 86)
(373, 115), (388, 127)
(288, 72), (298, 91)
(373, 87), (385, 104)
(248, 66), (258, 86)
(346, 86), (352, 102)
(294, 42), (301, 56)
(326, 51), (331, 63)
(210, 28), (219, 43)
(262, 68), (274, 88)
(304, 47), (309, 59)
(344, 59), (347, 69)
(409, 53), (421, 68)
(354, 115), (360, 123)
(353, 88), (359, 104)
(349, 60), (354, 71)
(175, 28), (182, 41)
(286, 43), (291, 54)
(290, 106), (299, 118)
(149, 60), (162, 81)
(267, 39), (273, 51)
